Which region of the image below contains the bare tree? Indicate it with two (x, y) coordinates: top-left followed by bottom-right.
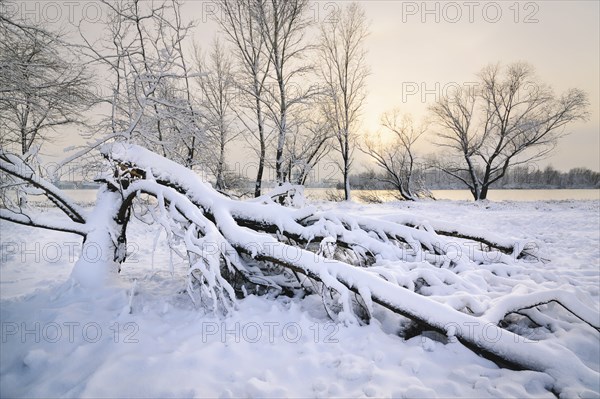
(195, 38), (237, 190)
(284, 103), (332, 185)
(212, 0), (271, 197)
(361, 110), (427, 201)
(78, 0), (204, 167)
(107, 0), (170, 157)
(163, 0), (205, 168)
(430, 62), (589, 200)
(254, 0), (313, 184)
(0, 7), (98, 211)
(319, 2), (370, 201)
(0, 10), (95, 156)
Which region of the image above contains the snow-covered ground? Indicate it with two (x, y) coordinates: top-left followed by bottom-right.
(1, 199), (599, 398)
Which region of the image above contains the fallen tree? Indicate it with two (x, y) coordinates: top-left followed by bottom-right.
(1, 143), (599, 395)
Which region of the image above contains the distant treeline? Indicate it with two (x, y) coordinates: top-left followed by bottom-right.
(347, 166), (600, 190)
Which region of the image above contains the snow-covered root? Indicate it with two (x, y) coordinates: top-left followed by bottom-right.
(99, 143), (600, 394)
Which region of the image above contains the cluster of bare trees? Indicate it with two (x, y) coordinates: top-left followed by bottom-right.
(212, 0), (369, 197)
(0, 6), (97, 208)
(349, 165), (600, 191)
(73, 0), (370, 198)
(76, 0), (206, 167)
(0, 10), (95, 157)
(362, 63), (589, 201)
(360, 109), (427, 200)
(0, 0), (590, 206)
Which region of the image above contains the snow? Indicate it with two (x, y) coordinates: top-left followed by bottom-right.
(1, 198), (599, 397)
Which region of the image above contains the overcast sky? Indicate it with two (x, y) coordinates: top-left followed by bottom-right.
(9, 0), (599, 174)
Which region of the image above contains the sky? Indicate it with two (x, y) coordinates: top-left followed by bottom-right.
(184, 0), (600, 174)
(5, 0), (599, 177)
(358, 0), (600, 172)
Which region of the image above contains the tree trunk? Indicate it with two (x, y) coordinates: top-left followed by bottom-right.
(254, 94), (266, 198)
(186, 136), (196, 168)
(398, 186), (415, 201)
(344, 165), (351, 201)
(255, 147), (265, 197)
(479, 185), (489, 200)
(276, 133), (286, 184)
(216, 139), (226, 190)
(465, 156), (481, 201)
(70, 188), (123, 288)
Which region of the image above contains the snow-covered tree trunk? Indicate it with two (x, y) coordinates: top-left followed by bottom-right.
(69, 188), (124, 288)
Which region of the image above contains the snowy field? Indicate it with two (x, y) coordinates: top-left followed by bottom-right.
(1, 199), (599, 398)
